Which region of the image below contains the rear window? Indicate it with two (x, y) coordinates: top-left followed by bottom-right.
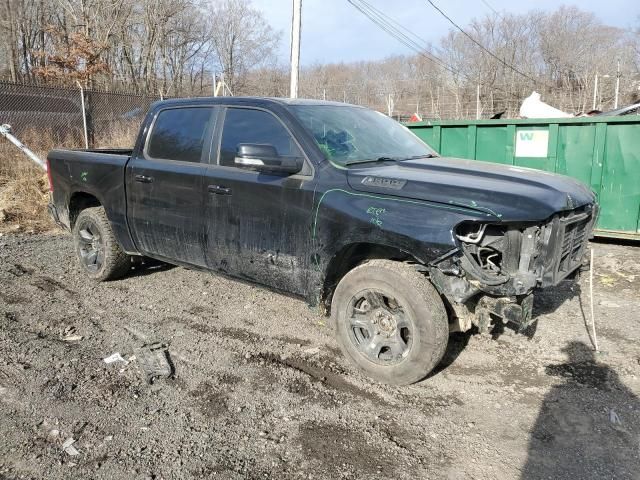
(147, 107), (213, 162)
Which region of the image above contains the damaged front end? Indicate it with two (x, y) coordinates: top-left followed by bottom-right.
(429, 204), (597, 333)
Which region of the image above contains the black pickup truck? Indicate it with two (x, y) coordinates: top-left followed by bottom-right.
(47, 97), (597, 384)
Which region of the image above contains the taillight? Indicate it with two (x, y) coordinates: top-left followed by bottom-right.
(46, 158), (54, 192)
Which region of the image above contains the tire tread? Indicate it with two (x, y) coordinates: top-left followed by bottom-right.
(331, 259), (448, 385)
(72, 207), (130, 281)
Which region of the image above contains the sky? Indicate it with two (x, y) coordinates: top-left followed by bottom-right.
(250, 0), (639, 65)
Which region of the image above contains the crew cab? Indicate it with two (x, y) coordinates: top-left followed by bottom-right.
(47, 97), (598, 385)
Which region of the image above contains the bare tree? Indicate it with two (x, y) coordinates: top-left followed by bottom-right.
(207, 0), (280, 93)
(1, 1), (638, 118)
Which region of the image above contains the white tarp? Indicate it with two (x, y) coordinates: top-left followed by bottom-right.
(519, 91), (573, 119)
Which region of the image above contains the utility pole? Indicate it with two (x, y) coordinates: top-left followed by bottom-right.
(76, 80), (89, 149)
(290, 0), (302, 99)
(386, 94), (394, 117)
(592, 73), (598, 111)
(614, 59), (621, 109)
(476, 84), (481, 120)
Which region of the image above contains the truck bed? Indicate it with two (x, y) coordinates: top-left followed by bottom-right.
(47, 147), (135, 252)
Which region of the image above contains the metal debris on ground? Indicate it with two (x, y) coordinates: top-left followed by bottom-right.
(103, 353), (129, 364)
(609, 409), (622, 425)
(62, 334), (83, 342)
(61, 326), (83, 342)
(62, 437), (80, 456)
(133, 342), (173, 384)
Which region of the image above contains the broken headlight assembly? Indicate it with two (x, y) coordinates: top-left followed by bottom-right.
(455, 222), (510, 286)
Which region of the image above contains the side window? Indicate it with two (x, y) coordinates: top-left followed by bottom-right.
(147, 107), (213, 162)
(219, 108), (301, 167)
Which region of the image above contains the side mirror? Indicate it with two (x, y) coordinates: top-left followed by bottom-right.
(234, 143), (302, 174)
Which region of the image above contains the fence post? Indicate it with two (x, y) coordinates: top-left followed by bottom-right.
(76, 80), (89, 149)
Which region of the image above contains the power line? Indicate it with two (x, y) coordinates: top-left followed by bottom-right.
(425, 0), (544, 88)
(480, 0), (499, 17)
(347, 0), (461, 78)
(347, 0), (521, 99)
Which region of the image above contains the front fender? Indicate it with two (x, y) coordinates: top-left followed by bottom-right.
(308, 188), (494, 300)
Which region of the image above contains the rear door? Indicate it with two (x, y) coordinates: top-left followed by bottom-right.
(203, 106), (316, 295)
(126, 106), (216, 266)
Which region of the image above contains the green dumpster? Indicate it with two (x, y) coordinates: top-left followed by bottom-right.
(406, 116), (640, 240)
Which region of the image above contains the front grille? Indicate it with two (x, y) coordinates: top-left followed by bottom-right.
(558, 215), (590, 274)
(540, 205), (595, 287)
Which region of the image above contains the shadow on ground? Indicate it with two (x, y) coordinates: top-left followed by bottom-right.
(521, 341), (640, 479)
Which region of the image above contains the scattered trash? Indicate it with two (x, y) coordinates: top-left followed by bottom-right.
(61, 326), (83, 342)
(62, 437), (80, 456)
(599, 300), (621, 308)
(609, 409), (622, 425)
(519, 91), (573, 119)
(103, 353), (129, 364)
(595, 101), (640, 117)
(134, 342), (173, 384)
(62, 334), (83, 342)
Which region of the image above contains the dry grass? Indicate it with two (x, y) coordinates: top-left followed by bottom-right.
(0, 124), (135, 233)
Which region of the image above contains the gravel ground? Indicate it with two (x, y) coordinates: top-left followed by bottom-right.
(1, 232), (639, 480)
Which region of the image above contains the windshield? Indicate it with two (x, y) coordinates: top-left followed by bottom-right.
(290, 105), (437, 166)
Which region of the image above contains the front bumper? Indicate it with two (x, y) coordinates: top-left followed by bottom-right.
(476, 294), (534, 332)
(448, 292), (534, 333)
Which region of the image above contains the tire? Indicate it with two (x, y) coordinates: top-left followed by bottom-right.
(72, 206), (131, 281)
(331, 260), (448, 385)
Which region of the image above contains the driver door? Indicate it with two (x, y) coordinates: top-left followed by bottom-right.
(203, 107), (316, 295)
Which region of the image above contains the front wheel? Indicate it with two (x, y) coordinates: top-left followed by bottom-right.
(331, 260), (448, 385)
(72, 206), (131, 281)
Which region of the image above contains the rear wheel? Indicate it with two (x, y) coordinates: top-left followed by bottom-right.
(72, 207), (131, 281)
(331, 260), (448, 385)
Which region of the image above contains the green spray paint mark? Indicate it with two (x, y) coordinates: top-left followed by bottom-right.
(312, 189), (496, 240)
(366, 206), (386, 227)
(80, 171), (88, 182)
(309, 189), (500, 298)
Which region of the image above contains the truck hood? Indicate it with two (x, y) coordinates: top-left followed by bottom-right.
(346, 157), (596, 221)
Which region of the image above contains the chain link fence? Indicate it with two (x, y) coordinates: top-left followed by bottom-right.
(0, 81), (160, 155)
(2, 77), (638, 157)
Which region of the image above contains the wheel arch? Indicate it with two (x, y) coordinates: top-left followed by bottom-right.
(68, 191), (102, 228)
(321, 242), (424, 312)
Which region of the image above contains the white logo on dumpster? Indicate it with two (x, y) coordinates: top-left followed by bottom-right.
(515, 129), (549, 158)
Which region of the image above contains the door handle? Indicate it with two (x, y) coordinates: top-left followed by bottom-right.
(208, 184), (232, 195)
(134, 174), (153, 183)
